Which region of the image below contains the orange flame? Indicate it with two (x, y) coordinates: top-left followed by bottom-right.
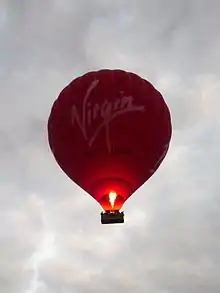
(109, 191), (117, 208)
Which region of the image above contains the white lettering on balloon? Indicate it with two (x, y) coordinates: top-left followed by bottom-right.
(150, 142), (170, 173)
(71, 79), (145, 152)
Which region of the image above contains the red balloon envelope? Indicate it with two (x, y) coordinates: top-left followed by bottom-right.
(47, 69), (172, 219)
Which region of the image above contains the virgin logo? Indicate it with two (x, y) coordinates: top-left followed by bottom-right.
(71, 79), (145, 152)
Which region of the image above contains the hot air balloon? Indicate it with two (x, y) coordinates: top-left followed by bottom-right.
(47, 69), (172, 224)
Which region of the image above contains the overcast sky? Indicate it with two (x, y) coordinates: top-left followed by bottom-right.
(1, 0), (220, 292)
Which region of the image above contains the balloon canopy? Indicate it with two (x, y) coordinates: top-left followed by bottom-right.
(47, 69), (172, 213)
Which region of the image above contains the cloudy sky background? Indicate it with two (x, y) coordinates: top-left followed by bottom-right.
(1, 0), (220, 292)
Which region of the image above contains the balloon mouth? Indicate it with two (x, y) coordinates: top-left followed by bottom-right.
(99, 191), (125, 211)
(90, 177), (133, 211)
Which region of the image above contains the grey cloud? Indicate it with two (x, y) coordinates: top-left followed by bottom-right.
(1, 0), (220, 292)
